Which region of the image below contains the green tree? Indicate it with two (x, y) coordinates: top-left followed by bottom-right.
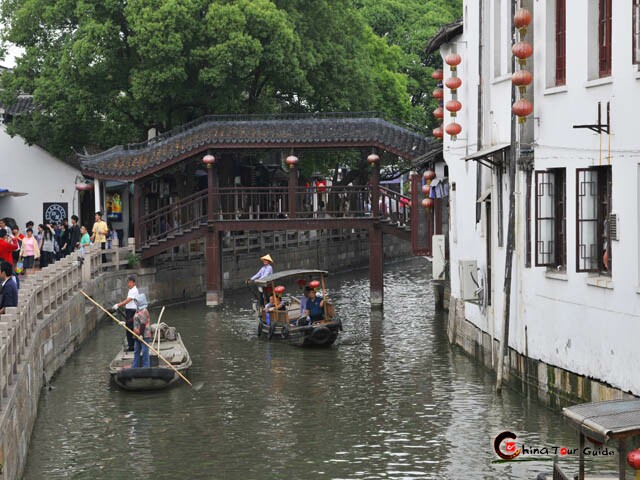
(357, 0), (462, 129)
(0, 0), (413, 158)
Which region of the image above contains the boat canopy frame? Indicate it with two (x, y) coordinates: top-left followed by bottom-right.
(254, 269), (329, 287)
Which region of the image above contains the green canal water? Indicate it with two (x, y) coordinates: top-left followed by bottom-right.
(22, 260), (618, 479)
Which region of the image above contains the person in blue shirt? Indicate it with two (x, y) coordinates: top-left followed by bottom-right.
(0, 261), (18, 314)
(305, 288), (325, 324)
(246, 254), (274, 305)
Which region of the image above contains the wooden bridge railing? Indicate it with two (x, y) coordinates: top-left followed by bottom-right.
(137, 184), (412, 250)
(378, 186), (411, 228)
(0, 242), (133, 410)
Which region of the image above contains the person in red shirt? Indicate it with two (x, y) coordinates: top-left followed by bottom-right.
(0, 230), (18, 265)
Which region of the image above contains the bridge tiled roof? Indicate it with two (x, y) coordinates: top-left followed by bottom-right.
(80, 113), (435, 179)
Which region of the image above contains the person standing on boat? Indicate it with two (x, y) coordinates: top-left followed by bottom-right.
(113, 275), (139, 352)
(246, 254), (274, 304)
(131, 293), (152, 368)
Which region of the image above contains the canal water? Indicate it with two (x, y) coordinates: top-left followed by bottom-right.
(23, 260), (617, 479)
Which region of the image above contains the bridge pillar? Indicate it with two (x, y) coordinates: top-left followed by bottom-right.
(286, 155), (298, 218)
(369, 223), (384, 307)
(206, 228), (223, 306)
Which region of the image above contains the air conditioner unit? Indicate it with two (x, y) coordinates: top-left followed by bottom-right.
(432, 235), (446, 280)
(459, 260), (478, 300)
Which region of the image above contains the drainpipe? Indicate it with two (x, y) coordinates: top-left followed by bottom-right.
(496, 0), (518, 394)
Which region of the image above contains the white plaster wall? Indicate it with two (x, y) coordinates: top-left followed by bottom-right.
(446, 0), (640, 394)
(0, 126), (80, 229)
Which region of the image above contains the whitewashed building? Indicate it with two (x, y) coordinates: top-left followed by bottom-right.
(430, 0), (640, 403)
(0, 94), (81, 230)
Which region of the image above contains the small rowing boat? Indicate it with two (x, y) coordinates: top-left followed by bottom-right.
(109, 323), (192, 391)
(252, 269), (342, 347)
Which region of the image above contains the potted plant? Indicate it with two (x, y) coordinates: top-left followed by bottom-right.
(126, 252), (141, 269)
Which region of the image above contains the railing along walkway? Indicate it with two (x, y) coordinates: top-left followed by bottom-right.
(139, 185), (412, 255)
(0, 242), (133, 410)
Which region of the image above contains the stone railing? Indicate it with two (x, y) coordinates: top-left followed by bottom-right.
(0, 242), (133, 410)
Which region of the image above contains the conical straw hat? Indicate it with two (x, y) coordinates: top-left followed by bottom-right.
(260, 254), (274, 264)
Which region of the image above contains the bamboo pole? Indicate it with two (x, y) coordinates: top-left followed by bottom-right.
(320, 275), (328, 321)
(79, 290), (192, 387)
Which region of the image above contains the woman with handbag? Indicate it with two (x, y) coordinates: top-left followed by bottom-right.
(19, 228), (40, 274)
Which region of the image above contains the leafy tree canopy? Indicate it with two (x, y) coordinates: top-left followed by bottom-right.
(0, 0), (417, 158)
(357, 0), (462, 129)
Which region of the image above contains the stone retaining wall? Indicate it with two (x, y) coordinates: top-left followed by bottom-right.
(446, 295), (635, 409)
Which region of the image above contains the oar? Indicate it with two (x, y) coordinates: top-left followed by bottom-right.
(80, 290), (193, 387)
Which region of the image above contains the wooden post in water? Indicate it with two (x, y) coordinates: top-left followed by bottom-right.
(368, 152), (384, 307)
(203, 153), (223, 306)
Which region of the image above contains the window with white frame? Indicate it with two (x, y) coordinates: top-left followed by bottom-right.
(599, 0), (612, 77)
(576, 166), (612, 274)
(587, 0), (613, 79)
(493, 0), (509, 77)
(535, 169), (566, 268)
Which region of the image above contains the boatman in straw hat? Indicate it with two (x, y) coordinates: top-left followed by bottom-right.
(246, 254), (274, 305)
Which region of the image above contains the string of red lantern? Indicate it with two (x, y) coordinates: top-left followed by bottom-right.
(444, 51), (462, 141)
(512, 7), (533, 123)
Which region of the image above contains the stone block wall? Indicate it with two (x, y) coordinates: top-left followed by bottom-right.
(446, 295), (635, 410)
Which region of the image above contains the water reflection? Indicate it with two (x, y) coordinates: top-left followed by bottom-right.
(23, 260), (616, 479)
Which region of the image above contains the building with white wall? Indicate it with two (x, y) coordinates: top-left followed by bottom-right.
(430, 0), (640, 402)
(0, 97), (81, 230)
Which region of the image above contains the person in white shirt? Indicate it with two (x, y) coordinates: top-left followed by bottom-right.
(246, 254), (274, 305)
(113, 275), (139, 352)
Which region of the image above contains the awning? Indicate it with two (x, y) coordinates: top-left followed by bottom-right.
(563, 399), (640, 443)
(464, 143), (510, 169)
(0, 189), (28, 197)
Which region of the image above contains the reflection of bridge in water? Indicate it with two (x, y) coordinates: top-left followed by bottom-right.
(80, 112), (444, 306)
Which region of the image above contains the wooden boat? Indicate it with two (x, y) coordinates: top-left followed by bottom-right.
(252, 269), (342, 347)
(109, 323), (192, 391)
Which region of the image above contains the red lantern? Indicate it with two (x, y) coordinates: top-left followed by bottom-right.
(445, 122), (462, 140)
(296, 279), (306, 288)
(627, 449), (640, 470)
(514, 8), (532, 36)
(274, 285), (286, 295)
(433, 107), (444, 119)
(432, 69), (444, 80)
(432, 126), (444, 139)
(421, 184), (431, 195)
(315, 180), (327, 192)
(421, 198), (434, 209)
(445, 77), (462, 91)
(512, 41), (533, 66)
(445, 100), (462, 117)
(309, 280), (320, 289)
(512, 70), (533, 86)
(445, 53), (462, 71)
(432, 87), (444, 100)
(202, 154), (216, 165)
(75, 182), (94, 191)
(423, 170), (436, 181)
(512, 98), (533, 123)
(512, 70), (533, 95)
(285, 155), (299, 168)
